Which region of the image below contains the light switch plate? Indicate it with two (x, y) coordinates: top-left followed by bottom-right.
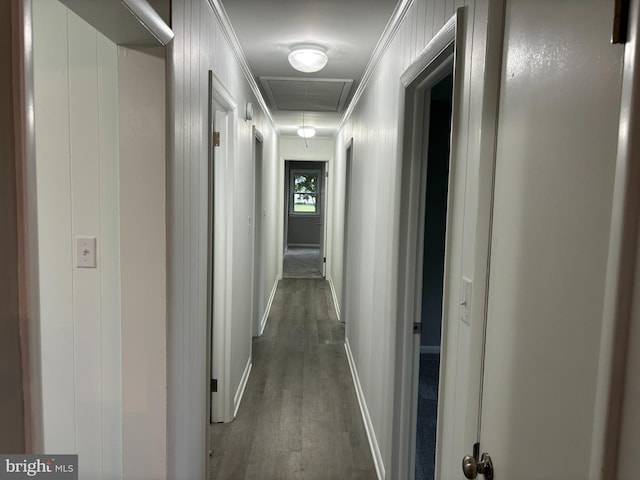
(460, 277), (472, 326)
(76, 236), (97, 268)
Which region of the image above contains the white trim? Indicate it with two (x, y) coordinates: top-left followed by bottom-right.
(121, 0), (174, 45)
(420, 346), (441, 355)
(233, 359), (252, 418)
(590, 0), (640, 475)
(259, 277), (280, 336)
(401, 14), (457, 87)
(327, 275), (341, 321)
(209, 71), (238, 424)
(206, 0), (278, 133)
(337, 0), (415, 133)
(345, 339), (384, 480)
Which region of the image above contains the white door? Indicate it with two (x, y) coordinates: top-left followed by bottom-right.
(469, 1), (624, 478)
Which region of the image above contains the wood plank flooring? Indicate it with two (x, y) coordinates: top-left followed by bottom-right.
(209, 278), (377, 480)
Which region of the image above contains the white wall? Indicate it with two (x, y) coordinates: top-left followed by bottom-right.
(280, 135), (334, 161)
(168, 1), (279, 477)
(118, 46), (167, 480)
(33, 1), (122, 477)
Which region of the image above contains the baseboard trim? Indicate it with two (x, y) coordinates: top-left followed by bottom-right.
(420, 346), (441, 355)
(344, 339), (385, 480)
(233, 357), (252, 418)
(327, 275), (341, 321)
(260, 277), (279, 335)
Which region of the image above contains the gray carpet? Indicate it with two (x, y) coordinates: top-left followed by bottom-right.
(283, 246), (322, 278)
(209, 278), (376, 480)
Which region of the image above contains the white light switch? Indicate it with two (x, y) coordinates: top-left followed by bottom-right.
(76, 236), (97, 268)
(460, 277), (472, 326)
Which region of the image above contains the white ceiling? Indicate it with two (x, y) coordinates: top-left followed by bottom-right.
(220, 0), (399, 136)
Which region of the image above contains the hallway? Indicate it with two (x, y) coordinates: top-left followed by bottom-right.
(209, 279), (376, 479)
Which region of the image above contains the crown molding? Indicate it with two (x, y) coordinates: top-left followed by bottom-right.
(336, 0), (415, 134)
(206, 0), (279, 133)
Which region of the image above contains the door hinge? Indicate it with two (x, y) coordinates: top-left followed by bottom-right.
(612, 0), (631, 43)
(212, 131), (220, 147)
(323, 257), (326, 263)
(210, 378), (218, 393)
(413, 322), (422, 334)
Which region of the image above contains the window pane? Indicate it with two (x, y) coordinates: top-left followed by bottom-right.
(294, 173), (317, 194)
(293, 193), (316, 213)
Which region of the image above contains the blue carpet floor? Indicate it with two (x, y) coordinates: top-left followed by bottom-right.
(415, 353), (440, 480)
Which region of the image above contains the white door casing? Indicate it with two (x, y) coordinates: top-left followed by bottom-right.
(393, 11), (465, 480)
(208, 71), (237, 424)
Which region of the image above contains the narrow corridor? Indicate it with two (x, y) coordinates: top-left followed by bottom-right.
(209, 279), (376, 479)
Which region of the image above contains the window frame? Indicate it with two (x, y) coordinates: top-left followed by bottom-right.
(289, 169), (320, 216)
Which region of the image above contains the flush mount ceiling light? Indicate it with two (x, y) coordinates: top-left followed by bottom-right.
(297, 127), (316, 138)
(288, 46), (328, 73)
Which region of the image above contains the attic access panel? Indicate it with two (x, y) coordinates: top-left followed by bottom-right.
(260, 77), (354, 112)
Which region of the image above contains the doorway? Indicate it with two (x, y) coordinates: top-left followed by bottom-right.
(341, 139), (354, 324)
(283, 160), (327, 278)
(414, 73), (453, 480)
(252, 128), (264, 337)
(393, 11), (463, 480)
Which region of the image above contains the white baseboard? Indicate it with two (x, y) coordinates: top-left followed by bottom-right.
(260, 277), (279, 335)
(327, 275), (341, 321)
(233, 357), (252, 418)
(420, 346), (441, 354)
(344, 339), (384, 480)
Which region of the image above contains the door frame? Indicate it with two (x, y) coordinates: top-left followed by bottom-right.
(283, 160), (328, 276)
(391, 5), (506, 477)
(391, 8), (495, 479)
(207, 70), (237, 424)
(590, 0), (640, 475)
(251, 126), (264, 337)
(341, 138), (354, 323)
(392, 20), (458, 478)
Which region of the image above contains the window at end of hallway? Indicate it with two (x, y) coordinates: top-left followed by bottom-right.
(291, 170), (318, 214)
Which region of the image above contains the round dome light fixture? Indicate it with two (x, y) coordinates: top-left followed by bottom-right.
(288, 46), (328, 73)
(297, 126), (316, 138)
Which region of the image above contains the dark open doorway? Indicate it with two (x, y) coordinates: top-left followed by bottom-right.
(414, 73), (453, 480)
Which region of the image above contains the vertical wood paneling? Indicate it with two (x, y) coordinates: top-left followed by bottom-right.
(424, 0), (435, 42)
(433, 0), (445, 33)
(416, 0), (426, 56)
(34, 2), (121, 477)
(96, 33), (122, 480)
(68, 15), (104, 477)
(33, 0), (76, 454)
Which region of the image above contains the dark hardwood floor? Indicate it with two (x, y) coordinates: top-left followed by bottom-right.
(209, 278), (377, 480)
